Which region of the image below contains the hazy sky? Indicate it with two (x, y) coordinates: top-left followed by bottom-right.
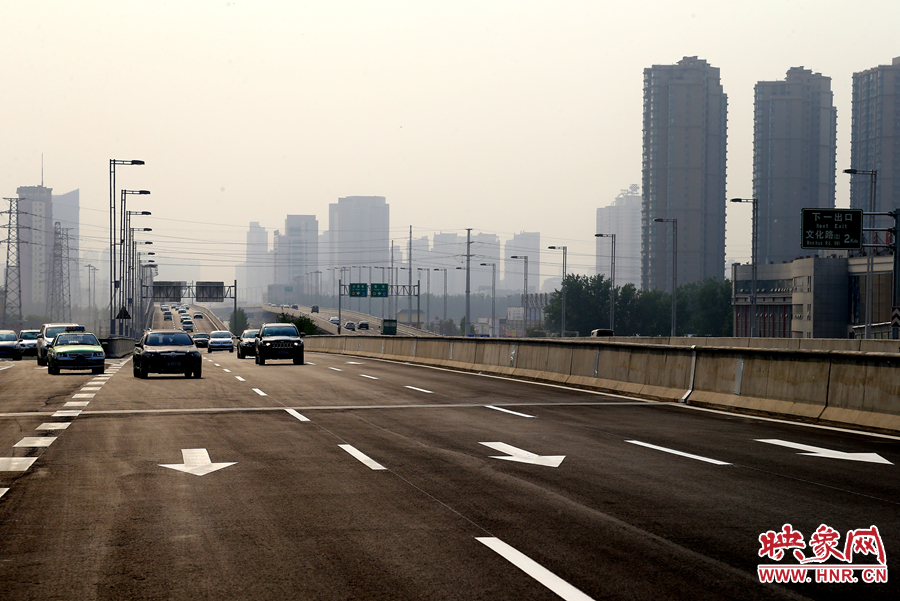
(2, 0), (898, 283)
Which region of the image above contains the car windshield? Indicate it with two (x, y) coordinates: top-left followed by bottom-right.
(45, 326), (74, 338)
(262, 326), (298, 337)
(145, 333), (193, 346)
(20, 331), (39, 340)
(54, 334), (99, 346)
(211, 331), (230, 338)
(0, 333), (17, 341)
(242, 330), (258, 338)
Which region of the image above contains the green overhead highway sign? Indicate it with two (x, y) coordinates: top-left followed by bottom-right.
(349, 283), (368, 297)
(371, 283), (389, 297)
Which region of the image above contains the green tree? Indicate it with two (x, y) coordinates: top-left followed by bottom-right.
(229, 307), (249, 335)
(676, 278), (733, 336)
(544, 274), (611, 336)
(277, 312), (318, 335)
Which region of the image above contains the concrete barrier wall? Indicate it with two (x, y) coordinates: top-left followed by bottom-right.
(101, 337), (136, 358)
(301, 335), (900, 434)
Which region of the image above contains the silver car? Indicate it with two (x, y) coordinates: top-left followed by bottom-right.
(207, 330), (234, 353)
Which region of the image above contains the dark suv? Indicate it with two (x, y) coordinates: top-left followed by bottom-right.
(255, 323), (304, 365)
(133, 330), (202, 378)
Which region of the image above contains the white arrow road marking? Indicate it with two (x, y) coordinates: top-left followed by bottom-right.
(0, 457), (38, 472)
(480, 442), (565, 467)
(405, 386), (433, 394)
(756, 439), (894, 464)
(285, 408), (310, 422)
(625, 440), (731, 466)
(486, 406), (535, 418)
(476, 537), (595, 601)
(159, 449), (237, 476)
(338, 444), (386, 470)
(14, 437), (56, 448)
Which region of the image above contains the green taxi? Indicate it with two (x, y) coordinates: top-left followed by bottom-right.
(47, 328), (106, 375)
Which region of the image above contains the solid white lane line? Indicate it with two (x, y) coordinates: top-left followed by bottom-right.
(360, 374), (379, 380)
(405, 386), (433, 394)
(338, 444), (386, 470)
(223, 369), (231, 373)
(285, 408), (310, 422)
(235, 376), (246, 382)
(625, 440), (731, 466)
(486, 405), (535, 418)
(14, 437), (56, 448)
(0, 365), (13, 372)
(37, 423), (70, 430)
(52, 410), (82, 418)
(72, 393), (95, 399)
(64, 401), (90, 407)
(252, 388), (267, 396)
(0, 457), (38, 472)
(476, 537), (595, 601)
(328, 367), (343, 371)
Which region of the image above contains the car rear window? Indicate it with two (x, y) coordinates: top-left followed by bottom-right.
(0, 333), (16, 341)
(211, 331), (231, 338)
(262, 326), (298, 337)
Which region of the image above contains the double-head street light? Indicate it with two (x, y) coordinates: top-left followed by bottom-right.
(595, 233), (616, 333)
(109, 159), (144, 335)
(730, 198), (758, 337)
(844, 168), (878, 339)
(509, 255), (529, 337)
(653, 218), (678, 337)
(547, 246), (567, 337)
(116, 189), (150, 335)
(480, 262), (496, 337)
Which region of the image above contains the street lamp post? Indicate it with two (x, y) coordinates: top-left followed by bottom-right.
(654, 218), (678, 337)
(109, 159), (144, 336)
(117, 189), (149, 335)
(844, 168), (878, 339)
(480, 263), (496, 337)
(548, 246), (567, 337)
(730, 198), (758, 337)
(510, 255), (528, 337)
(595, 233), (616, 333)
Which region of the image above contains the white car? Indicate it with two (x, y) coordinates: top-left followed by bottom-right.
(329, 316), (340, 325)
(207, 330), (234, 353)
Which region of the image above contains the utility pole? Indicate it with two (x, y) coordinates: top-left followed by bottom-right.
(465, 228), (472, 336)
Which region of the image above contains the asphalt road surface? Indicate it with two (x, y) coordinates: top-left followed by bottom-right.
(1, 332), (898, 600)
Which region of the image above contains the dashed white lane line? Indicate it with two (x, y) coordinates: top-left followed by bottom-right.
(235, 376), (246, 382)
(625, 440), (731, 466)
(223, 369), (231, 373)
(14, 437), (56, 448)
(405, 386), (433, 394)
(80, 387), (102, 392)
(53, 410), (82, 418)
(64, 401), (90, 407)
(486, 406), (535, 418)
(285, 408), (310, 422)
(360, 374), (379, 380)
(72, 393), (95, 399)
(0, 457), (38, 471)
(476, 537), (595, 601)
(37, 423), (70, 431)
(252, 388), (267, 396)
(328, 367), (343, 372)
(306, 362), (316, 365)
(338, 444), (386, 470)
(214, 363), (221, 367)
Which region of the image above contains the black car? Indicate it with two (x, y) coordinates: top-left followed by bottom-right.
(255, 323), (304, 365)
(133, 330), (202, 378)
(0, 330), (22, 361)
(237, 329), (258, 359)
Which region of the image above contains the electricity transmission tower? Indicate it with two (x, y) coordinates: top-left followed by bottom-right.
(1, 197), (23, 328)
(48, 221), (73, 323)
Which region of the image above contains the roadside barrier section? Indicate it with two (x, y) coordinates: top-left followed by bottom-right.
(302, 336), (900, 434)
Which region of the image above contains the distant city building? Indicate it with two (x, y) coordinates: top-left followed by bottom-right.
(16, 185), (54, 315)
(237, 222), (272, 303)
(503, 231), (539, 293)
(274, 215), (318, 289)
(849, 57), (900, 217)
(325, 196), (390, 272)
(753, 67), (837, 264)
(596, 186), (641, 288)
(641, 57), (728, 292)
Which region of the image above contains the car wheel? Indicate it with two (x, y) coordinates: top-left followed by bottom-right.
(194, 366), (202, 378)
(258, 354), (265, 365)
(207, 348), (212, 353)
(48, 363), (59, 375)
(133, 363), (140, 377)
(140, 363), (149, 379)
(229, 348), (234, 353)
(293, 353), (304, 365)
(92, 366), (105, 375)
(37, 354), (46, 366)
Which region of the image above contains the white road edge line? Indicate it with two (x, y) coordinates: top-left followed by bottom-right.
(486, 405), (535, 418)
(285, 408), (310, 422)
(476, 537), (595, 601)
(252, 388), (267, 396)
(338, 444), (386, 470)
(626, 440), (731, 466)
(405, 386), (433, 394)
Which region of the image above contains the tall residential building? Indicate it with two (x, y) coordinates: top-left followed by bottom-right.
(325, 196), (390, 272)
(16, 185), (54, 314)
(596, 186), (641, 288)
(753, 67), (837, 264)
(503, 231), (540, 293)
(274, 215), (318, 287)
(236, 222), (272, 303)
(849, 57), (900, 215)
(641, 57), (728, 292)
